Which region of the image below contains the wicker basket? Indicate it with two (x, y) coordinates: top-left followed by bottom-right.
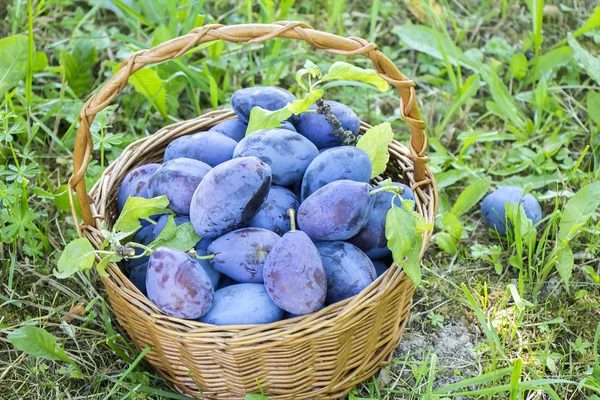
(68, 22), (438, 400)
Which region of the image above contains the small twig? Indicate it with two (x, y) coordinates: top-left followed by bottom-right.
(315, 98), (356, 146)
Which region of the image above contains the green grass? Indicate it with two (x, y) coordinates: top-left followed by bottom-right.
(1, 0), (600, 399)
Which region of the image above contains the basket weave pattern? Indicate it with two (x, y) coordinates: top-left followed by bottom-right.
(69, 22), (438, 399)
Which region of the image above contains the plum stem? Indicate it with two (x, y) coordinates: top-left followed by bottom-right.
(288, 208), (297, 231)
(188, 248), (216, 260)
(127, 242), (153, 256)
(315, 98), (357, 146)
(369, 186), (405, 197)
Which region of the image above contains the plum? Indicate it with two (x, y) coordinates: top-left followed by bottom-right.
(207, 228), (280, 283)
(280, 121), (297, 132)
(231, 86), (297, 123)
(301, 146), (372, 201)
(199, 283), (284, 325)
(263, 210), (327, 315)
(117, 163), (160, 212)
(190, 156), (271, 240)
(208, 117), (247, 142)
(347, 182), (415, 259)
(373, 260), (389, 277)
(297, 180), (375, 241)
(128, 262), (148, 295)
(146, 247), (214, 319)
(250, 186), (300, 235)
(194, 237), (213, 252)
(194, 249), (221, 288)
(148, 158), (211, 215)
(295, 101), (360, 149)
(316, 241), (376, 304)
(164, 132), (237, 167)
(233, 129), (319, 186)
(481, 186), (542, 235)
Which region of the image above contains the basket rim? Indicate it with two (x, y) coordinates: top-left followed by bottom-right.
(81, 108), (437, 337)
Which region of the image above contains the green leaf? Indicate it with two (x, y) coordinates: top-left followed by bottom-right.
(246, 106), (293, 135)
(441, 212), (463, 240)
(437, 74), (480, 132)
(386, 201), (432, 286)
(451, 177), (491, 217)
(147, 216), (201, 252)
(509, 53), (528, 80)
(435, 169), (470, 189)
(33, 51), (48, 72)
(129, 67), (169, 119)
(498, 172), (561, 190)
(245, 395), (270, 400)
(295, 60), (322, 90)
(0, 35), (29, 98)
(588, 91), (600, 125)
(534, 46), (573, 78)
(571, 6), (600, 40)
(8, 326), (80, 374)
(568, 35), (600, 86)
(434, 232), (458, 254)
(96, 254), (116, 278)
(555, 244), (574, 288)
(114, 196), (171, 234)
(558, 181), (600, 242)
(286, 89), (324, 114)
(54, 238), (96, 279)
(320, 61), (389, 92)
(356, 122), (395, 178)
(62, 40), (97, 98)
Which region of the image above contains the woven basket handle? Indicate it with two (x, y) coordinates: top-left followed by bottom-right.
(69, 21), (429, 226)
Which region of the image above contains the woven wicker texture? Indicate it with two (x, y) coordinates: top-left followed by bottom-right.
(68, 22), (438, 399)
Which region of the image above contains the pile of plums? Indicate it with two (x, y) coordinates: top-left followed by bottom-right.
(117, 86), (415, 325)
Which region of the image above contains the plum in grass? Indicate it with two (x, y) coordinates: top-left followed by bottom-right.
(146, 247), (214, 319)
(117, 163), (160, 211)
(231, 86), (297, 123)
(208, 118), (247, 142)
(190, 156), (271, 240)
(301, 146), (372, 201)
(295, 101), (360, 149)
(348, 182), (415, 259)
(233, 129), (319, 186)
(481, 186), (542, 235)
(316, 242), (376, 304)
(207, 228), (280, 283)
(148, 158), (211, 215)
(250, 186), (300, 235)
(199, 283), (285, 325)
(263, 210), (327, 315)
(164, 131), (237, 167)
(298, 180), (375, 241)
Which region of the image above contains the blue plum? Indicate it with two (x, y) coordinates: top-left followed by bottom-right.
(199, 283), (285, 325)
(194, 237), (213, 252)
(208, 117), (247, 142)
(117, 163), (160, 212)
(190, 157), (271, 240)
(208, 228), (280, 283)
(164, 131), (237, 167)
(295, 101), (360, 149)
(301, 146), (372, 201)
(129, 262), (148, 295)
(373, 260), (389, 277)
(481, 186), (542, 235)
(297, 180), (375, 241)
(263, 221), (327, 315)
(348, 182), (415, 259)
(194, 249), (221, 288)
(250, 186), (300, 235)
(231, 86), (297, 123)
(148, 158), (211, 215)
(280, 121), (297, 132)
(316, 241), (376, 304)
(146, 247), (214, 319)
(233, 129), (319, 186)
